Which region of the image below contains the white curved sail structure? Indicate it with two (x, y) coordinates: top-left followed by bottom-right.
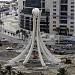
(8, 8), (61, 66)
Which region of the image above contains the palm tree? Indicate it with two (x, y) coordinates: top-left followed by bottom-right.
(11, 33), (12, 35)
(17, 71), (24, 75)
(5, 66), (12, 75)
(22, 30), (28, 41)
(12, 33), (15, 36)
(65, 28), (69, 36)
(0, 64), (1, 70)
(16, 30), (20, 39)
(4, 30), (6, 33)
(55, 27), (60, 35)
(0, 71), (6, 75)
(65, 58), (72, 64)
(20, 29), (24, 40)
(4, 66), (16, 75)
(55, 27), (61, 43)
(12, 71), (17, 75)
(0, 12), (1, 18)
(57, 68), (68, 75)
(0, 19), (3, 32)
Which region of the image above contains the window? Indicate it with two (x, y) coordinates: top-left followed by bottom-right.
(71, 6), (74, 8)
(71, 17), (74, 19)
(60, 20), (67, 24)
(60, 16), (67, 19)
(71, 9), (74, 12)
(53, 21), (56, 23)
(42, 3), (45, 8)
(71, 22), (74, 24)
(70, 29), (74, 32)
(53, 16), (56, 19)
(53, 9), (56, 11)
(53, 5), (56, 7)
(61, 5), (67, 11)
(53, 29), (56, 31)
(25, 0), (41, 8)
(53, 25), (56, 27)
(71, 13), (74, 16)
(26, 17), (29, 19)
(42, 0), (45, 1)
(60, 25), (67, 27)
(70, 26), (74, 28)
(61, 0), (68, 3)
(71, 2), (74, 4)
(53, 1), (56, 4)
(53, 13), (56, 15)
(60, 12), (67, 16)
(42, 9), (45, 12)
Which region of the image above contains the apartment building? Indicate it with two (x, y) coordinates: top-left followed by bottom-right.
(18, 0), (50, 33)
(18, 0), (75, 36)
(50, 0), (75, 36)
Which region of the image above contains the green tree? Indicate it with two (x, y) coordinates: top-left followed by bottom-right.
(12, 33), (15, 36)
(4, 30), (6, 33)
(0, 19), (4, 32)
(0, 64), (1, 69)
(12, 71), (17, 75)
(57, 68), (68, 75)
(20, 29), (28, 41)
(0, 71), (6, 75)
(65, 28), (69, 36)
(20, 29), (24, 40)
(5, 66), (12, 75)
(5, 12), (9, 16)
(17, 71), (24, 75)
(0, 19), (3, 25)
(65, 58), (72, 64)
(55, 27), (60, 35)
(22, 30), (28, 41)
(16, 30), (20, 39)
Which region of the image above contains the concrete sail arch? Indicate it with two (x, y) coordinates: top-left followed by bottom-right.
(8, 8), (61, 67)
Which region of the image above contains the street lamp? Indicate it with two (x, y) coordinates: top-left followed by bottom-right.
(2, 23), (4, 32)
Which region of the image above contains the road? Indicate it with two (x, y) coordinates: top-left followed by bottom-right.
(0, 9), (28, 52)
(0, 32), (29, 52)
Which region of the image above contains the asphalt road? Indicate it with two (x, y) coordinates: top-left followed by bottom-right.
(0, 32), (28, 51)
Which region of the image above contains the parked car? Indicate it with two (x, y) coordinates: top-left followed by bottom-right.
(53, 50), (66, 55)
(6, 47), (14, 50)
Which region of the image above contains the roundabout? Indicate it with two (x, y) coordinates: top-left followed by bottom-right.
(6, 8), (61, 68)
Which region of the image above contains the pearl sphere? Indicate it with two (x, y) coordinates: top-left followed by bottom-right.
(32, 8), (40, 17)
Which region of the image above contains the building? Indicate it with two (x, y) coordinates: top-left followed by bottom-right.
(12, 0), (17, 2)
(18, 0), (75, 36)
(18, 0), (50, 33)
(50, 0), (75, 36)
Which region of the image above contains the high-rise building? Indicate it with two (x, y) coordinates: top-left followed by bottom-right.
(18, 0), (50, 33)
(50, 0), (75, 36)
(12, 0), (17, 2)
(18, 0), (75, 36)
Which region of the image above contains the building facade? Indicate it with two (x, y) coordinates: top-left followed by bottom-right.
(18, 0), (75, 35)
(50, 0), (75, 36)
(18, 0), (50, 33)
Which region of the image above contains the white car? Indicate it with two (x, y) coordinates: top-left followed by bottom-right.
(6, 47), (14, 50)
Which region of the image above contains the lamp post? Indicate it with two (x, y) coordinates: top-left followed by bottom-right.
(2, 23), (4, 32)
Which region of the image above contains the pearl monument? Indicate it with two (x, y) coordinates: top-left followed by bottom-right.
(8, 8), (61, 67)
